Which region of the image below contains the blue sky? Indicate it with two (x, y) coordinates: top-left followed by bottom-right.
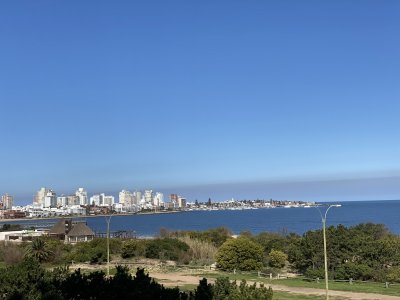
(1, 1), (399, 204)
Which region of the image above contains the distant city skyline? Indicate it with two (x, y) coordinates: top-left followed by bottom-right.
(1, 1), (399, 204)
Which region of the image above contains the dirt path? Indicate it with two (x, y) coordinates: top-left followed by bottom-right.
(149, 272), (400, 300)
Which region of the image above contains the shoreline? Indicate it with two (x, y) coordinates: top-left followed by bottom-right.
(0, 210), (183, 223)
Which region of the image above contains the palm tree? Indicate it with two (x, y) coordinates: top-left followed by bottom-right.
(24, 238), (53, 263)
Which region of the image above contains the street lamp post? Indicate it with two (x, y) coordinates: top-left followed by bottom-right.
(105, 213), (113, 277)
(315, 204), (341, 300)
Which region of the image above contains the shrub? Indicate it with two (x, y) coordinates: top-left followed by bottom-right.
(268, 249), (287, 269)
(121, 239), (146, 258)
(1, 243), (24, 265)
(304, 268), (325, 279)
(215, 237), (264, 271)
(178, 236), (217, 265)
(334, 263), (374, 280)
(67, 238), (123, 264)
(165, 227), (232, 247)
(213, 277), (273, 300)
(145, 238), (190, 261)
(386, 267), (400, 283)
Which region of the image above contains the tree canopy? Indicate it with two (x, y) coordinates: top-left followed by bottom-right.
(215, 237), (264, 271)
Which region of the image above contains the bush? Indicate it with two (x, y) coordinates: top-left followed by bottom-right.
(1, 243), (24, 265)
(334, 263), (374, 280)
(304, 268), (325, 279)
(121, 239), (146, 258)
(268, 249), (287, 269)
(178, 236), (217, 265)
(385, 267), (400, 283)
(145, 238), (190, 262)
(212, 277), (273, 300)
(215, 237), (264, 271)
(164, 227), (232, 247)
(0, 258), (274, 299)
(89, 238), (122, 254)
(67, 238), (122, 264)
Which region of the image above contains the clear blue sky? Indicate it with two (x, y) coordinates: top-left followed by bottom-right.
(1, 1), (399, 204)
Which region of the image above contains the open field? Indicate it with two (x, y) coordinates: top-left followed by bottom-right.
(148, 269), (400, 300)
(50, 259), (400, 300)
(192, 271), (400, 298)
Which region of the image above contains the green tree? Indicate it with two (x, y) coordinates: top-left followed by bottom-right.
(268, 249), (288, 268)
(24, 238), (54, 263)
(0, 258), (61, 299)
(215, 237), (264, 271)
(288, 223), (400, 281)
(194, 278), (213, 300)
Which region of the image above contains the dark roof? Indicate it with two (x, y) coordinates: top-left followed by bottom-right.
(66, 223), (95, 237)
(49, 220), (68, 235)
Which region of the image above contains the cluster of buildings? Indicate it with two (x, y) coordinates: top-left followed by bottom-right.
(1, 189), (315, 220)
(0, 188), (188, 219)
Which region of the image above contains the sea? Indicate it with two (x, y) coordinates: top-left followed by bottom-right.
(2, 200), (400, 237)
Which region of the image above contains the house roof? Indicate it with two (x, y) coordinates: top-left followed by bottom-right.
(66, 222), (95, 237)
(49, 219), (68, 235)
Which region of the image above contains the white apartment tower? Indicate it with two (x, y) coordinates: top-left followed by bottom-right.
(103, 195), (114, 206)
(119, 190), (133, 206)
(144, 190), (153, 204)
(1, 193), (13, 209)
(178, 196), (187, 208)
(67, 195), (79, 206)
(134, 191), (142, 205)
(57, 195), (68, 207)
(34, 187), (50, 205)
(90, 194), (102, 206)
(90, 193), (114, 206)
(153, 192), (164, 207)
(44, 190), (57, 208)
(75, 188), (88, 205)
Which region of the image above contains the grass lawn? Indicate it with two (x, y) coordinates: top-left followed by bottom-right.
(180, 284), (345, 300)
(270, 278), (400, 297)
(273, 291), (346, 300)
(195, 271), (400, 297)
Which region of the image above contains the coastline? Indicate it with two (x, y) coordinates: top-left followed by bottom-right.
(0, 210), (183, 223)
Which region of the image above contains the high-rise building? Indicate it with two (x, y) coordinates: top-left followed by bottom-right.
(75, 188), (88, 205)
(103, 195), (114, 206)
(34, 187), (50, 205)
(67, 195), (80, 206)
(90, 193), (114, 206)
(134, 191), (142, 205)
(144, 190), (153, 204)
(1, 193), (13, 209)
(90, 194), (102, 206)
(153, 192), (164, 207)
(44, 190), (57, 208)
(57, 195), (68, 207)
(178, 196), (187, 208)
(119, 190), (133, 206)
(170, 194), (178, 207)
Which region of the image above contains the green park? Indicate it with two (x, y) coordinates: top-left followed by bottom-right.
(1, 222), (400, 299)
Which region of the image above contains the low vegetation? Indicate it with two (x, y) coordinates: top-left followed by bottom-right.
(0, 258), (273, 300)
(0, 222), (399, 293)
(215, 237), (264, 271)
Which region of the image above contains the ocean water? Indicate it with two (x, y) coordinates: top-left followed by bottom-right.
(2, 200), (400, 236)
(84, 200), (400, 236)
